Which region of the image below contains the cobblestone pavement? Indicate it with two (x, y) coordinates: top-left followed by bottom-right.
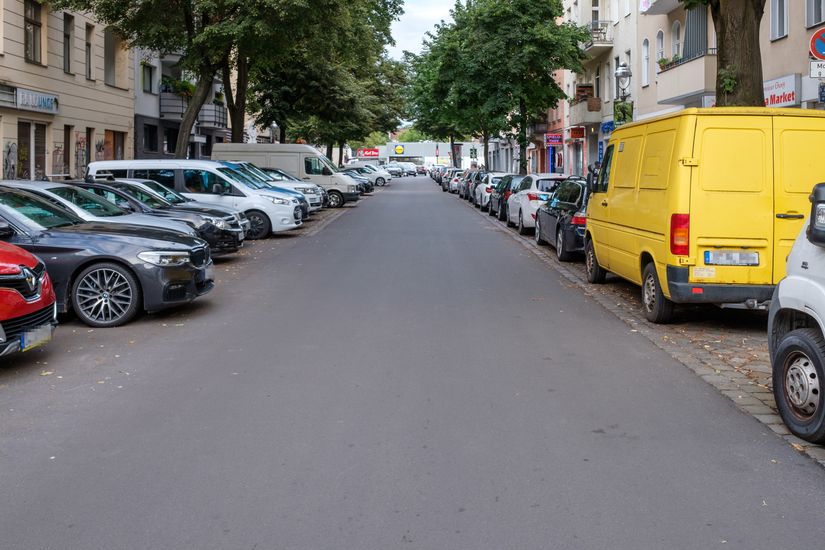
(459, 194), (825, 466)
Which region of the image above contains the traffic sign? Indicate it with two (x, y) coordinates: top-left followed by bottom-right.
(811, 28), (825, 61)
(811, 61), (825, 78)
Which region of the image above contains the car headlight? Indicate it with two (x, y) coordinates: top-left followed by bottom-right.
(297, 187), (314, 194)
(267, 196), (291, 206)
(137, 250), (190, 267)
(202, 216), (230, 230)
(348, 185), (356, 193)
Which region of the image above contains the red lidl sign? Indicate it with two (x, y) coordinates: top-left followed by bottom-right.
(357, 148), (379, 158)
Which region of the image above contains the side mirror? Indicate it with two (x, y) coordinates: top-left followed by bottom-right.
(211, 183), (227, 195)
(322, 167), (332, 176)
(0, 221), (13, 238)
(807, 183), (825, 247)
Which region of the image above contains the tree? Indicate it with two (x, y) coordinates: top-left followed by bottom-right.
(53, 0), (240, 158)
(682, 0), (766, 106)
(396, 128), (433, 142)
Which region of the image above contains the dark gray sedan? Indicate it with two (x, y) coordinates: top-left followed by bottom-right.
(534, 177), (589, 262)
(0, 187), (214, 327)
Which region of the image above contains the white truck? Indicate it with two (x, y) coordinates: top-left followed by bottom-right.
(211, 144), (359, 208)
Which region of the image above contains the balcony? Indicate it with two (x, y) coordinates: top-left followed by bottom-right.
(657, 49), (717, 106)
(159, 92), (187, 121)
(582, 21), (613, 57)
(199, 103), (228, 129)
(569, 97), (603, 126)
(640, 0), (681, 14)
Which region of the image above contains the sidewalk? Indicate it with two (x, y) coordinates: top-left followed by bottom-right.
(465, 198), (825, 467)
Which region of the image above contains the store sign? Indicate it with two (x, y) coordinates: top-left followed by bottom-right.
(357, 148), (379, 158)
(569, 127), (586, 140)
(393, 144), (405, 155)
(16, 88), (59, 114)
(763, 74), (800, 108)
(544, 133), (563, 146)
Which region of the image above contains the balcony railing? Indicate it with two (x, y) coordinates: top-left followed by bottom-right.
(569, 96), (603, 126)
(159, 92), (187, 121)
(583, 20), (613, 54)
(159, 93), (228, 129)
(657, 49), (718, 106)
(199, 103), (228, 129)
(659, 48), (717, 73)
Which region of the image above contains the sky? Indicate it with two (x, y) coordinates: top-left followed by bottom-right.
(387, 0), (454, 60)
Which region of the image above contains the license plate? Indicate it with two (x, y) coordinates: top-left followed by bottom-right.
(703, 250), (759, 266)
(21, 324), (53, 352)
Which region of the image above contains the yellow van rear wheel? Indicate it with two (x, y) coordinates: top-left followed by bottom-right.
(642, 263), (674, 324)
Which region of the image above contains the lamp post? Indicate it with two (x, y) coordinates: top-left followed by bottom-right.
(615, 62), (633, 102)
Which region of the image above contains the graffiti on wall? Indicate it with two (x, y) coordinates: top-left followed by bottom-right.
(75, 133), (88, 179)
(95, 139), (105, 161)
(52, 144), (65, 176)
(3, 142), (18, 180)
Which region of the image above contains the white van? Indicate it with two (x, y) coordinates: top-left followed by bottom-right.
(85, 160), (302, 239)
(211, 143), (360, 208)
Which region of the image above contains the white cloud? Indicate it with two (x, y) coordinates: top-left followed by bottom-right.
(387, 0), (454, 60)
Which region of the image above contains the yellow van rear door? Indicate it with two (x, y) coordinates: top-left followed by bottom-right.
(690, 116), (773, 286)
(772, 115), (825, 282)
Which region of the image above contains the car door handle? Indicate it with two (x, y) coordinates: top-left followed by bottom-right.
(601, 200), (608, 207)
(776, 213), (804, 219)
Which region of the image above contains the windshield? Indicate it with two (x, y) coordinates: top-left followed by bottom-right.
(319, 156), (338, 174)
(48, 186), (126, 217)
(239, 163), (278, 183)
(112, 184), (171, 209)
(264, 168), (301, 182)
(138, 180), (186, 204)
(491, 177), (502, 185)
(0, 189), (81, 229)
(217, 167), (267, 189)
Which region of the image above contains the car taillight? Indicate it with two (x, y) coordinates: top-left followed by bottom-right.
(485, 187), (493, 193)
(527, 193), (538, 201)
(571, 214), (587, 226)
(670, 213), (690, 255)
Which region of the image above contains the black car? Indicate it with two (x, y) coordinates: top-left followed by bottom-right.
(342, 170), (374, 193)
(467, 171), (487, 203)
(0, 187), (213, 327)
(489, 174), (522, 220)
(67, 181), (243, 256)
(535, 177), (589, 262)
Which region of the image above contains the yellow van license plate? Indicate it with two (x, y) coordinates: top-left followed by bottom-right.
(704, 251), (759, 266)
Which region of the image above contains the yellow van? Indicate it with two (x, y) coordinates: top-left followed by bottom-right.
(585, 107), (825, 323)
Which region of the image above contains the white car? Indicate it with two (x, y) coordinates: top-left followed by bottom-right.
(506, 173), (568, 234)
(474, 172), (506, 211)
(357, 164), (393, 186)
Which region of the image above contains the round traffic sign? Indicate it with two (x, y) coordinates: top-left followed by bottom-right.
(811, 28), (825, 61)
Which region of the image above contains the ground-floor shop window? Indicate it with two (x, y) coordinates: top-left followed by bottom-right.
(16, 121), (47, 180)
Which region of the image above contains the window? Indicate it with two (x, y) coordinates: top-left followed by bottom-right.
(656, 30), (664, 63)
(24, 0), (42, 64)
(164, 128), (178, 154)
(17, 121), (47, 180)
(183, 170), (224, 194)
(142, 64), (155, 93)
(48, 186), (126, 217)
(143, 124), (158, 152)
(597, 145), (614, 193)
(642, 39), (650, 86)
(63, 14), (74, 73)
(519, 177), (532, 192)
(595, 66), (601, 98)
(771, 0), (788, 39)
(606, 61), (612, 100)
(592, 0), (599, 22)
(103, 130), (125, 160)
(305, 156), (325, 175)
(808, 0), (825, 27)
(143, 169), (175, 187)
(104, 28), (125, 87)
(85, 128), (93, 167)
(538, 178), (562, 193)
(671, 21), (681, 57)
(62, 125), (73, 176)
(85, 25), (95, 80)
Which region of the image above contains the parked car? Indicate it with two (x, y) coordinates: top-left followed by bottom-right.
(69, 180), (244, 256)
(0, 240), (57, 356)
(535, 177), (589, 261)
(86, 160), (303, 240)
(474, 172), (505, 211)
(385, 163), (404, 178)
(465, 171), (486, 202)
(219, 161), (311, 219)
(457, 170), (475, 199)
(259, 167), (327, 208)
(489, 174), (524, 221)
(416, 165), (427, 175)
(441, 168), (461, 193)
(229, 161), (323, 212)
(341, 169), (374, 193)
(506, 173), (567, 234)
(3, 181), (198, 236)
(342, 165), (390, 187)
(0, 186), (213, 327)
(585, 107), (825, 323)
(399, 162), (417, 176)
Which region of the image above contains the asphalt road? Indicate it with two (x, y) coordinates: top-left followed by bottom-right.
(3, 176), (825, 549)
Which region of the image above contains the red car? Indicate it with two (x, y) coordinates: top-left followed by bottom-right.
(0, 241), (56, 356)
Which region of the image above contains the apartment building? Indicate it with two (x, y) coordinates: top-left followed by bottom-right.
(133, 48), (228, 159)
(0, 0), (133, 180)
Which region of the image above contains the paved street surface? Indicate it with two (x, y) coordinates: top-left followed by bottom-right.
(4, 177), (825, 549)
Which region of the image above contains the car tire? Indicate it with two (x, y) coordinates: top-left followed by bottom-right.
(506, 207), (516, 227)
(499, 203), (507, 222)
(517, 211), (528, 235)
(641, 262), (674, 324)
(488, 201), (496, 216)
(328, 190), (344, 208)
(376, 177), (385, 186)
(773, 328), (825, 443)
(245, 210), (272, 239)
(556, 227), (573, 262)
(585, 238), (607, 284)
(535, 217), (547, 245)
(72, 262), (141, 328)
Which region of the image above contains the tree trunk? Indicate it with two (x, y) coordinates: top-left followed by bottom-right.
(711, 0), (766, 106)
(482, 132), (490, 171)
(174, 74), (214, 158)
(279, 124), (287, 144)
(326, 143), (333, 161)
(449, 134), (456, 167)
(338, 143), (345, 166)
(223, 54), (249, 143)
(518, 98), (528, 175)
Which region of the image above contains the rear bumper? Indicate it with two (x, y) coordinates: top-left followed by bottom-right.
(665, 266), (774, 304)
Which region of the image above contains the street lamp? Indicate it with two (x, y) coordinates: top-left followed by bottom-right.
(615, 62), (633, 102)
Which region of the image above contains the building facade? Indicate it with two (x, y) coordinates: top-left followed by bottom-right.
(1, 0), (134, 180)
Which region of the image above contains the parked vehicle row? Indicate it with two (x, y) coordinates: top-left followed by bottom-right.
(0, 151), (374, 357)
(438, 108), (825, 446)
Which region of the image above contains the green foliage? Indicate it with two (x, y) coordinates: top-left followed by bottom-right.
(396, 128), (432, 142)
(349, 131), (391, 149)
(613, 101), (633, 126)
(718, 66), (737, 95)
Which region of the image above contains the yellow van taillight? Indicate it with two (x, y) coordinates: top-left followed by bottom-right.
(670, 214), (690, 256)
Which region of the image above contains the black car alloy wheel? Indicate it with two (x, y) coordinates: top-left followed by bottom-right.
(72, 262), (141, 327)
(245, 210), (271, 240)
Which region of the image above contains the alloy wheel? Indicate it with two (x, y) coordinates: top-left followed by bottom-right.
(75, 268), (134, 325)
